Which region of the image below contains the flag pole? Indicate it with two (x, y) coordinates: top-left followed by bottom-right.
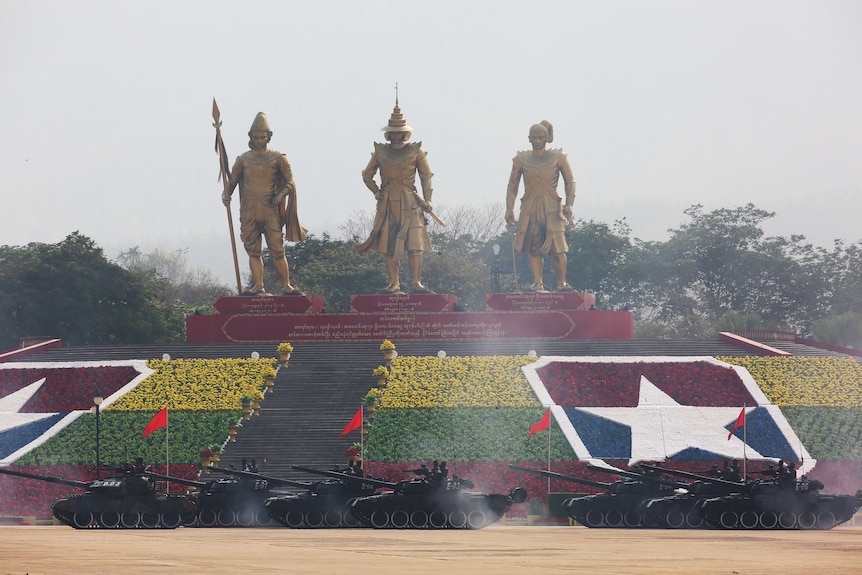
(742, 403), (747, 481)
(546, 414), (551, 496)
(360, 405), (364, 468)
(165, 408), (170, 491)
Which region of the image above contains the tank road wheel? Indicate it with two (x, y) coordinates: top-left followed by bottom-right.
(121, 512), (141, 528)
(797, 511), (816, 530)
(719, 511), (738, 529)
(778, 511), (796, 529)
(99, 512), (120, 528)
(604, 510), (623, 528)
(198, 509), (217, 527)
(584, 509), (604, 528)
(325, 510), (343, 528)
(624, 510), (643, 527)
(237, 509), (255, 527)
(370, 510), (390, 528)
(390, 510), (410, 528)
(161, 512), (182, 529)
(740, 511), (759, 529)
(816, 511), (836, 530)
(758, 511), (778, 529)
(285, 510), (305, 528)
(685, 510), (704, 529)
(72, 512), (93, 529)
(305, 510), (324, 528)
(218, 509), (236, 526)
(256, 509), (272, 526)
(410, 510), (429, 528)
(467, 509), (487, 530)
(665, 510), (685, 529)
(141, 512), (160, 529)
(343, 511), (360, 528)
(429, 510), (447, 528)
(448, 510), (468, 529)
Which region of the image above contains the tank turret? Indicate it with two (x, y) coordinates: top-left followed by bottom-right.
(0, 464), (195, 529)
(300, 463), (527, 529)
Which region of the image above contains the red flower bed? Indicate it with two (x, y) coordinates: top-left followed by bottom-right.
(0, 366), (141, 412)
(536, 360), (755, 407)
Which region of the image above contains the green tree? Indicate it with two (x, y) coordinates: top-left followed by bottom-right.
(0, 233), (185, 348)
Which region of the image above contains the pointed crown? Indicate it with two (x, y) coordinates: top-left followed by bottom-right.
(381, 94), (413, 132)
(249, 112), (271, 133)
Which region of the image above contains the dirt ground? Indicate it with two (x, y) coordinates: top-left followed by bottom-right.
(2, 525), (861, 575)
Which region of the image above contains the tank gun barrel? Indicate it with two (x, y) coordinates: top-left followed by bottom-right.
(208, 466), (314, 490)
(508, 464), (613, 490)
(291, 465), (398, 489)
(0, 466), (89, 489)
(586, 464), (688, 489)
(144, 470), (208, 488)
(640, 464), (746, 488)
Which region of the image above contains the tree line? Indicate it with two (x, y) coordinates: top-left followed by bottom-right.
(1, 204), (860, 349)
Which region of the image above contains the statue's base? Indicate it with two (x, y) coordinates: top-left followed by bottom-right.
(187, 292), (631, 344)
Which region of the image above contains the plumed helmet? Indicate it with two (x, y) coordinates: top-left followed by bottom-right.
(529, 120), (554, 143)
(249, 112), (272, 133)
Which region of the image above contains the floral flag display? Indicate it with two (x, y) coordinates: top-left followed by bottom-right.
(522, 356), (814, 472)
(0, 361), (151, 464)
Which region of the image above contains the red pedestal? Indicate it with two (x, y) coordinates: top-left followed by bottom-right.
(485, 291), (595, 312)
(187, 291), (632, 344)
(213, 295), (325, 315)
(350, 293), (459, 313)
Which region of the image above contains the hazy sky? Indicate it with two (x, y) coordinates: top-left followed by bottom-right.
(2, 1), (860, 284)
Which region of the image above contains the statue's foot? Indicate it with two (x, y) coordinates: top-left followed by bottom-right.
(281, 285), (304, 296)
(555, 283), (575, 292)
(243, 285), (269, 296)
(409, 282), (435, 294)
(380, 284), (402, 294)
(528, 283), (548, 293)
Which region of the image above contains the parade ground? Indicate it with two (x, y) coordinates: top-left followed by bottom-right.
(3, 525), (861, 575)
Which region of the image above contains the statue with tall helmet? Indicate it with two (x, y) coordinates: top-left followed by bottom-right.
(505, 120), (576, 292)
(356, 90), (435, 294)
(222, 111), (306, 295)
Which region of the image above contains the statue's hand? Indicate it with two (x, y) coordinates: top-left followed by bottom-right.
(271, 193), (286, 206)
(374, 190), (385, 201)
(505, 210), (515, 227)
(562, 205), (573, 218)
(423, 200), (432, 212)
(221, 193), (232, 206)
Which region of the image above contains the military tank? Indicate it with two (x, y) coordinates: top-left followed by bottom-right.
(637, 464), (747, 529)
(145, 466), (298, 527)
(509, 463), (683, 528)
(695, 472), (862, 530)
(297, 464), (527, 530)
(264, 466), (385, 528)
(0, 464), (195, 529)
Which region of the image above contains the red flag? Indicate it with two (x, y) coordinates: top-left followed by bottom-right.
(727, 407), (745, 440)
(528, 408), (551, 438)
(341, 407), (363, 437)
(143, 407), (168, 438)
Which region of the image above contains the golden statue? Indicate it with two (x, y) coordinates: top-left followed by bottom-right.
(356, 95), (435, 294)
(505, 120), (576, 292)
(222, 112), (307, 295)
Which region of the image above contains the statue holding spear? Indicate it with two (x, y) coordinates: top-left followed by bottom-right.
(213, 100), (306, 295)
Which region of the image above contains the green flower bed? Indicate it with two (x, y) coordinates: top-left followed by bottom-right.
(782, 406), (862, 460)
(16, 410), (241, 465)
(366, 408), (574, 462)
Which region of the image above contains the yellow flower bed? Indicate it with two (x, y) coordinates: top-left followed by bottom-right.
(107, 358), (277, 411)
(381, 355), (541, 408)
(718, 356), (862, 407)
